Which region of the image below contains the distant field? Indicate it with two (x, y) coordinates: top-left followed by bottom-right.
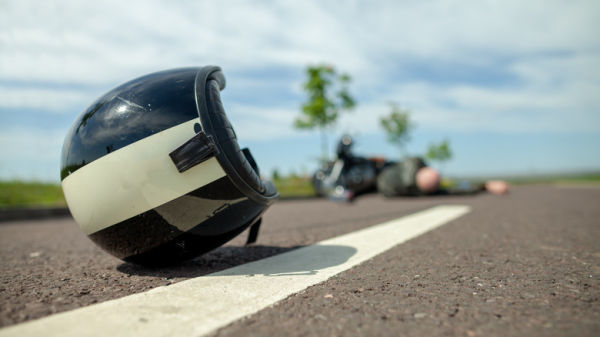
(0, 181), (66, 208)
(2, 172), (598, 208)
(506, 172), (600, 185)
(0, 176), (317, 208)
(272, 176), (316, 198)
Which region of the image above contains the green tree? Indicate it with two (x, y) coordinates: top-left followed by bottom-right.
(425, 139), (453, 169)
(271, 168), (281, 181)
(294, 64), (355, 161)
(380, 103), (413, 156)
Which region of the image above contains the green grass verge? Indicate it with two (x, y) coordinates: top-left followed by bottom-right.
(272, 176), (316, 198)
(2, 171), (596, 208)
(506, 172), (600, 185)
(0, 181), (66, 208)
(0, 176), (318, 208)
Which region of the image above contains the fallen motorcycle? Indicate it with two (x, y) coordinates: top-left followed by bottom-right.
(312, 135), (394, 201)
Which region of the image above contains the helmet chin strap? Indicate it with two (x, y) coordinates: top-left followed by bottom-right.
(171, 132), (265, 246)
(245, 218), (262, 245)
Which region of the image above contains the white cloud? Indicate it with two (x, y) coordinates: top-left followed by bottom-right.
(0, 86), (92, 112)
(227, 104), (298, 141)
(1, 0), (599, 180)
(337, 79), (600, 136)
(2, 0), (592, 84)
(1, 1), (597, 106)
(0, 127), (66, 181)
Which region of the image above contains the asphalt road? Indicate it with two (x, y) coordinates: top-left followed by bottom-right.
(1, 184), (599, 336)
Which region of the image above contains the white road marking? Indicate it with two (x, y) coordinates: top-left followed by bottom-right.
(0, 205), (470, 337)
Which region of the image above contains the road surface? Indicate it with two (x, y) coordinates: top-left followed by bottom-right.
(1, 184), (599, 336)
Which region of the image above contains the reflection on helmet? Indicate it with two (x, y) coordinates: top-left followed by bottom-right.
(60, 66), (279, 266)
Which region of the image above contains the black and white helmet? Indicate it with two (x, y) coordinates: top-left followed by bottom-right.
(60, 66), (279, 265)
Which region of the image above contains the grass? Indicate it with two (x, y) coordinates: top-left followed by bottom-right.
(272, 175), (316, 198)
(0, 175), (317, 208)
(0, 181), (66, 208)
(2, 171), (597, 208)
(505, 172), (600, 185)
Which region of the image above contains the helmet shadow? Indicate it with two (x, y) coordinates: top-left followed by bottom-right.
(116, 244), (356, 279)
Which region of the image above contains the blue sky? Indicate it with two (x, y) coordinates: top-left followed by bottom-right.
(1, 0), (599, 182)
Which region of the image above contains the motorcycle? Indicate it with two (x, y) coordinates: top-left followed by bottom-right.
(312, 135), (395, 201)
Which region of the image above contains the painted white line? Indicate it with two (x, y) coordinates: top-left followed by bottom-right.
(0, 205), (470, 337)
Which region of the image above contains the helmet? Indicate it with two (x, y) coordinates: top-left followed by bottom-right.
(336, 134), (354, 159)
(60, 66), (279, 266)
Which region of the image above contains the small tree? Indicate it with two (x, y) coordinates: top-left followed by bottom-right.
(380, 103), (413, 156)
(425, 139), (452, 170)
(271, 168), (281, 181)
(294, 64), (355, 161)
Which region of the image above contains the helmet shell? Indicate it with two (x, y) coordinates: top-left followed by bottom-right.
(61, 67), (278, 265)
